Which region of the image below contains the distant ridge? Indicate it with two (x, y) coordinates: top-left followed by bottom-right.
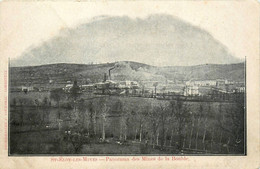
(10, 61), (245, 87)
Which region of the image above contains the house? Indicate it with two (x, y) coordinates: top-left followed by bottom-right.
(118, 81), (129, 89)
(63, 84), (73, 92)
(198, 87), (212, 96)
(224, 80), (235, 85)
(233, 87), (245, 93)
(118, 81), (139, 89)
(95, 82), (107, 89)
(216, 79), (226, 86)
(184, 86), (199, 96)
(21, 86), (34, 92)
(81, 84), (95, 91)
(104, 80), (118, 89)
(130, 81), (139, 89)
(39, 87), (46, 92)
(10, 86), (22, 92)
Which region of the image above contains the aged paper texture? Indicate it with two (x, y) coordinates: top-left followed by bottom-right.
(0, 1), (259, 168)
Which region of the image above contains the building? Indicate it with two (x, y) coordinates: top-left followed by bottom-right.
(186, 80), (217, 87)
(233, 87), (245, 93)
(104, 80), (118, 89)
(81, 84), (95, 92)
(63, 84), (73, 92)
(95, 82), (107, 89)
(21, 86), (35, 92)
(184, 86), (199, 96)
(216, 79), (226, 86)
(118, 81), (139, 89)
(130, 81), (139, 89)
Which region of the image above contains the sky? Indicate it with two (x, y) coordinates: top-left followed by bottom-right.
(0, 1), (258, 66)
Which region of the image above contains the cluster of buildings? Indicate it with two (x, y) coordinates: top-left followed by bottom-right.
(63, 80), (141, 94)
(11, 75), (245, 101)
(183, 79), (245, 96)
(185, 79), (238, 87)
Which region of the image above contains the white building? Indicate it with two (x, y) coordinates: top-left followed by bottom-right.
(186, 80), (217, 87)
(118, 81), (139, 89)
(184, 86), (200, 96)
(21, 86), (34, 92)
(63, 84), (73, 92)
(81, 84), (95, 91)
(234, 87), (245, 93)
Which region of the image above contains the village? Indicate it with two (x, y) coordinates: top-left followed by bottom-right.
(15, 75), (245, 102)
(10, 61), (245, 103)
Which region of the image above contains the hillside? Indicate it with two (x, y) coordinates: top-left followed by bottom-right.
(158, 62), (245, 82)
(10, 61), (245, 87)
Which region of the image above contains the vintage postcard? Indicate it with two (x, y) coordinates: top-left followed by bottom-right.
(0, 1), (259, 168)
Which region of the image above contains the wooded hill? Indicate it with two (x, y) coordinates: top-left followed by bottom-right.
(10, 61), (245, 87)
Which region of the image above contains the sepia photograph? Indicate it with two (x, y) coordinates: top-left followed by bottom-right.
(1, 0), (259, 168)
(8, 12), (247, 155)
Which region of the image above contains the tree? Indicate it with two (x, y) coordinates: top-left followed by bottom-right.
(42, 97), (48, 106)
(135, 104), (150, 142)
(188, 111), (195, 149)
(87, 100), (96, 137)
(59, 127), (89, 154)
(217, 97), (245, 153)
(153, 82), (159, 96)
(202, 103), (211, 151)
(99, 98), (110, 141)
(41, 97), (50, 124)
(92, 97), (110, 141)
(170, 99), (191, 152)
(50, 88), (65, 120)
(13, 98), (17, 107)
(148, 107), (160, 148)
(195, 104), (203, 149)
(157, 102), (171, 149)
(69, 80), (81, 102)
(18, 99), (24, 126)
(120, 101), (131, 141)
(50, 88), (65, 107)
(59, 99), (89, 154)
(161, 86), (166, 98)
(77, 98), (89, 133)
